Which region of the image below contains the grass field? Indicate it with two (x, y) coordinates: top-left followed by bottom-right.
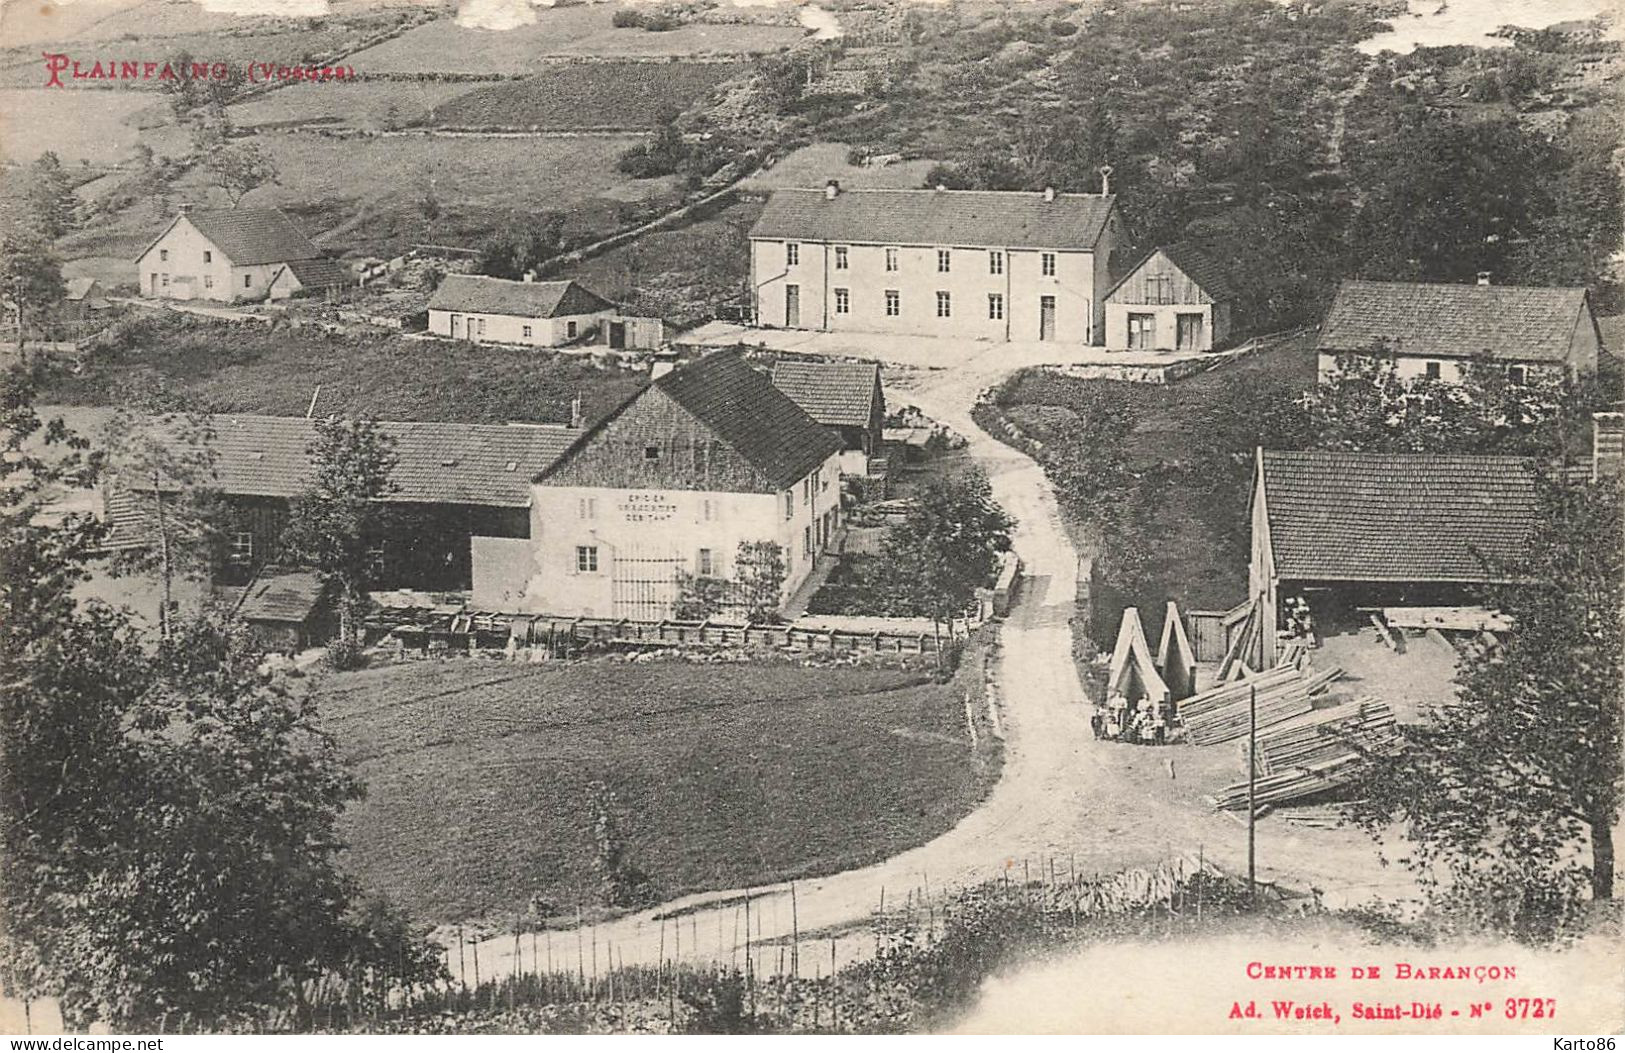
(227, 80), (470, 131)
(318, 654), (1000, 923)
(39, 313), (649, 425)
(419, 61), (750, 130)
(348, 7), (804, 73)
(740, 142), (941, 193)
(0, 88), (155, 164)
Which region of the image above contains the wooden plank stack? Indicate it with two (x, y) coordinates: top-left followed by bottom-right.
(1177, 663), (1343, 746)
(1246, 698), (1398, 777)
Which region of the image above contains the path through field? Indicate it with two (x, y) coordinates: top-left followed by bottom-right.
(450, 350), (1411, 984)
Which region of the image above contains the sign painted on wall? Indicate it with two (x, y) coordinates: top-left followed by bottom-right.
(618, 492), (677, 523)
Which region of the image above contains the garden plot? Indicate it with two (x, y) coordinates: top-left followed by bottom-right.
(419, 61), (749, 130)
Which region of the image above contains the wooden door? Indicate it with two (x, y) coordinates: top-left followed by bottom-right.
(1039, 295), (1056, 341)
(785, 284), (800, 327)
(608, 321), (627, 349)
(450, 314), (462, 339)
(1177, 312), (1204, 351)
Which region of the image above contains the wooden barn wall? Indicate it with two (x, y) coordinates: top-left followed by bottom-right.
(1106, 251), (1213, 305)
(542, 388), (772, 493)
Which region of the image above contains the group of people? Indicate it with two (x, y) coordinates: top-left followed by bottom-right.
(1287, 595), (1316, 642)
(1092, 692), (1169, 744)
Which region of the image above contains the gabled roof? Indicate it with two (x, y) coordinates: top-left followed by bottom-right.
(1107, 242), (1237, 302)
(64, 277), (100, 300)
(427, 275), (617, 319)
(768, 359), (882, 429)
(750, 188), (1118, 251)
(140, 208), (325, 267)
(1257, 449), (1540, 583)
(1317, 280), (1593, 363)
(277, 257), (350, 289)
(116, 414), (581, 508)
(539, 351), (842, 492)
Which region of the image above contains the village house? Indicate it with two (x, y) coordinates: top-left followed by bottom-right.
(136, 206), (345, 303)
(1247, 448), (1539, 665)
(490, 351), (843, 619)
(427, 274), (663, 349)
(62, 277), (111, 321)
(1316, 277), (1602, 385)
(748, 183), (1127, 345)
(104, 415), (581, 593)
(768, 358), (885, 474)
(1103, 242), (1236, 352)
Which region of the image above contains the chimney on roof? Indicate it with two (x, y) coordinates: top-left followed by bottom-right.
(1042, 186), (1056, 202)
(523, 270), (537, 283)
(178, 202), (194, 215)
(1099, 164), (1113, 197)
(1477, 271), (1492, 286)
(825, 179), (840, 200)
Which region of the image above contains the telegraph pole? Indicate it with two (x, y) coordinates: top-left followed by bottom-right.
(1247, 684), (1257, 902)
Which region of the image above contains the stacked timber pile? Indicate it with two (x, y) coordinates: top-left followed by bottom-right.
(1177, 663), (1344, 746)
(1213, 698), (1403, 812)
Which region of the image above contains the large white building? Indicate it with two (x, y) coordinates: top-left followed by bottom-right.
(137, 206), (345, 303)
(748, 184), (1127, 345)
(475, 351), (844, 619)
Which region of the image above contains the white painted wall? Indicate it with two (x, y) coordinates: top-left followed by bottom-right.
(137, 217), (238, 302)
(1105, 303), (1215, 351)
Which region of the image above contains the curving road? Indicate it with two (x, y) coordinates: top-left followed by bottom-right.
(449, 353), (1406, 985)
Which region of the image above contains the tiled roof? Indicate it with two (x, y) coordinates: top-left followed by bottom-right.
(117, 414), (580, 507)
(750, 188), (1118, 251)
(173, 208), (324, 266)
(541, 351), (841, 492)
(1104, 241), (1238, 302)
(768, 359), (881, 429)
(1317, 279), (1592, 363)
(427, 275), (616, 318)
(279, 257), (350, 289)
(1259, 449), (1539, 583)
(238, 571), (324, 624)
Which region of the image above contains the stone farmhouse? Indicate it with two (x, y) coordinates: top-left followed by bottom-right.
(481, 351), (843, 620)
(137, 206), (347, 303)
(1247, 448), (1539, 665)
(748, 183), (1127, 345)
(427, 275), (664, 350)
(1316, 277), (1602, 385)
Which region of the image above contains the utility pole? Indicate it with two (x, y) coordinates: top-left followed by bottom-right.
(1247, 684), (1257, 902)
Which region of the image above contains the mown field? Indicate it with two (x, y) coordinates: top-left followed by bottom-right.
(419, 61), (749, 130)
(227, 80), (470, 131)
(38, 313), (649, 425)
(318, 654), (1000, 923)
(348, 6), (804, 74)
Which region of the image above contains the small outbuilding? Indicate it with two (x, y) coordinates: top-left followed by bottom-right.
(238, 570), (328, 653)
(1104, 242), (1235, 352)
(268, 257), (351, 301)
(768, 358), (885, 474)
(427, 275), (663, 350)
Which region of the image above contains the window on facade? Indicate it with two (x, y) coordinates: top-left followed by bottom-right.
(576, 545), (599, 573)
(1424, 361), (1442, 380)
(784, 492), (794, 520)
(834, 246), (848, 270)
(204, 276), (213, 289)
(884, 290), (900, 317)
(522, 324), (533, 339)
(1507, 364), (1527, 385)
(804, 526), (812, 559)
(578, 497), (596, 520)
(988, 293), (1004, 321)
(161, 274), (169, 287)
(936, 291), (951, 318)
(243, 274), (251, 289)
(703, 498), (716, 521)
(786, 242), (800, 266)
(989, 251), (1004, 275)
(937, 249), (951, 273)
(228, 531), (253, 565)
(160, 249), (168, 262)
(1147, 274), (1174, 305)
(203, 251), (211, 264)
(697, 547), (715, 577)
(1127, 312), (1156, 349)
(884, 247), (899, 272)
(834, 287), (850, 315)
(803, 477), (812, 503)
(1041, 252), (1057, 278)
(644, 445), (661, 461)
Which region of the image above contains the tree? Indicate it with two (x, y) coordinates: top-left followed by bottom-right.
(280, 417), (398, 668)
(880, 468), (1014, 655)
(476, 212), (566, 280)
(21, 152), (76, 240)
(1, 229), (66, 355)
(100, 408), (227, 640)
(194, 122), (280, 208)
(1351, 476), (1622, 930)
(733, 539), (786, 623)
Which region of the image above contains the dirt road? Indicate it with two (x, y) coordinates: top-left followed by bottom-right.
(451, 353), (1410, 984)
